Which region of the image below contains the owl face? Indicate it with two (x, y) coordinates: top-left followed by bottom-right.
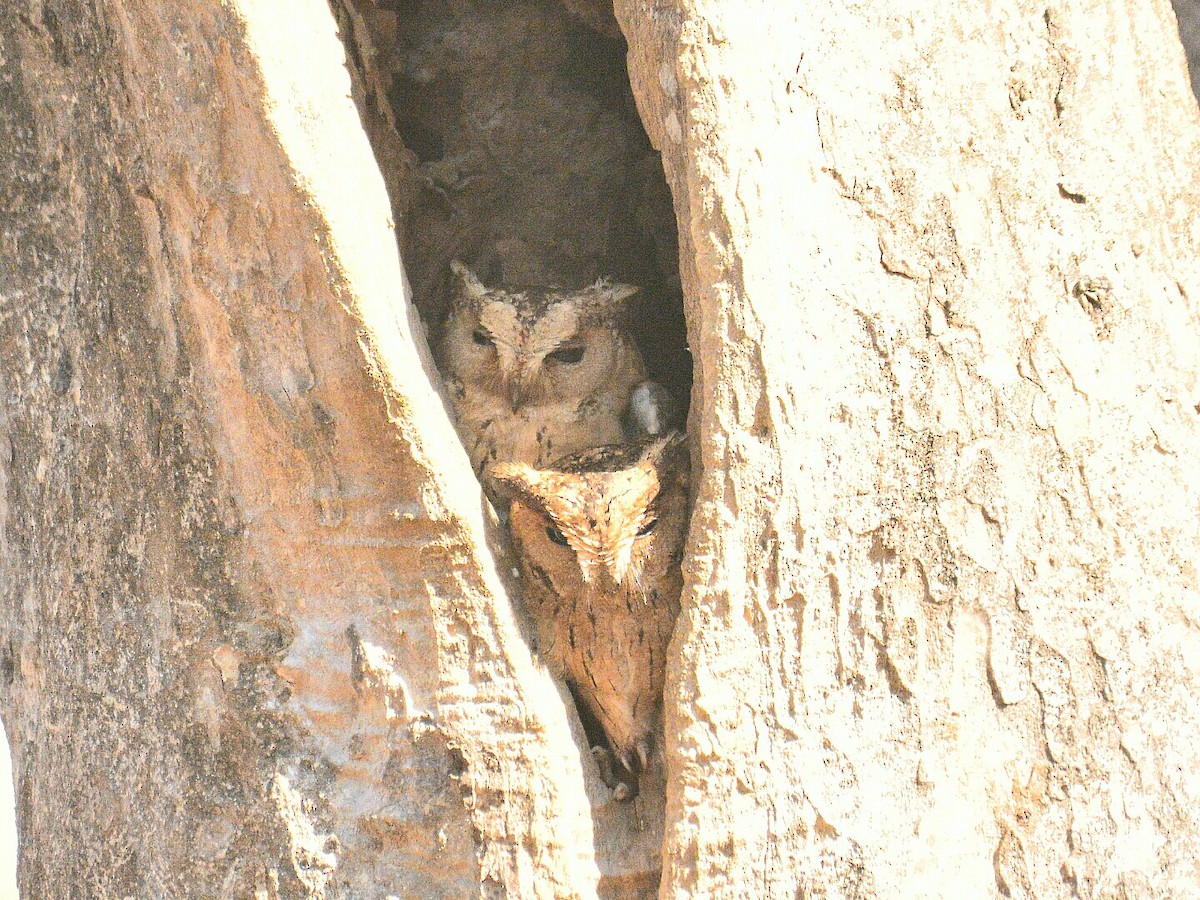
(440, 261), (641, 411)
(492, 433), (689, 786)
(490, 434), (689, 596)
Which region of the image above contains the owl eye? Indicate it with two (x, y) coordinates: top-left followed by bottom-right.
(547, 345), (585, 365)
(546, 524), (569, 546)
(636, 517), (659, 537)
(472, 329), (493, 347)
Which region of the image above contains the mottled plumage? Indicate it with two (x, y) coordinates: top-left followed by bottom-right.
(437, 261), (649, 484)
(490, 433), (689, 797)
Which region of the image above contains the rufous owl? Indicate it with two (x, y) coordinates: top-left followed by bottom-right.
(490, 432), (689, 798)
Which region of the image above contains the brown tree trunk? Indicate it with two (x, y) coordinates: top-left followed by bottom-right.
(1, 0), (600, 895)
(3, 0), (1200, 897)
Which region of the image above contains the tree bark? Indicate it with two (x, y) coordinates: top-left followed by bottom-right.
(1, 0), (601, 895)
(619, 0), (1200, 895)
(4, 0), (1200, 897)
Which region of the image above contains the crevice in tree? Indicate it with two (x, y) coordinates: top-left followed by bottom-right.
(337, 0), (690, 409)
(331, 0), (688, 894)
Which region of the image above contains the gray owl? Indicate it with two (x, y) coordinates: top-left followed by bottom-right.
(436, 261), (656, 484)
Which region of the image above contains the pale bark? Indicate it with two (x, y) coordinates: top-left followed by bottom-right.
(619, 0), (1200, 895)
(1, 0), (602, 895)
(4, 0), (1200, 898)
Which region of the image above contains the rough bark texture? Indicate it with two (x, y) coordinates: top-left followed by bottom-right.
(5, 0), (1200, 897)
(618, 0), (1200, 895)
(0, 0), (604, 895)
(330, 1), (686, 893)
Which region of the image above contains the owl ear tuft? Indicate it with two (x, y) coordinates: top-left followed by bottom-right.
(488, 462), (563, 521)
(451, 260), (489, 304)
(584, 277), (641, 306)
(488, 461), (542, 500)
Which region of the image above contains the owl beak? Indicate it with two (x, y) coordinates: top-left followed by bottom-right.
(507, 373), (535, 411)
(579, 554), (625, 594)
(507, 379), (525, 411)
(581, 563), (622, 594)
(598, 565), (623, 594)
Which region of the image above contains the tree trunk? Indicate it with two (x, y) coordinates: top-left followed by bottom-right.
(1, 1), (598, 895)
(620, 0), (1200, 895)
(3, 0), (1200, 898)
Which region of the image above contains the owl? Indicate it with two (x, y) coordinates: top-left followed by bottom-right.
(436, 261), (652, 484)
(490, 432), (689, 799)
